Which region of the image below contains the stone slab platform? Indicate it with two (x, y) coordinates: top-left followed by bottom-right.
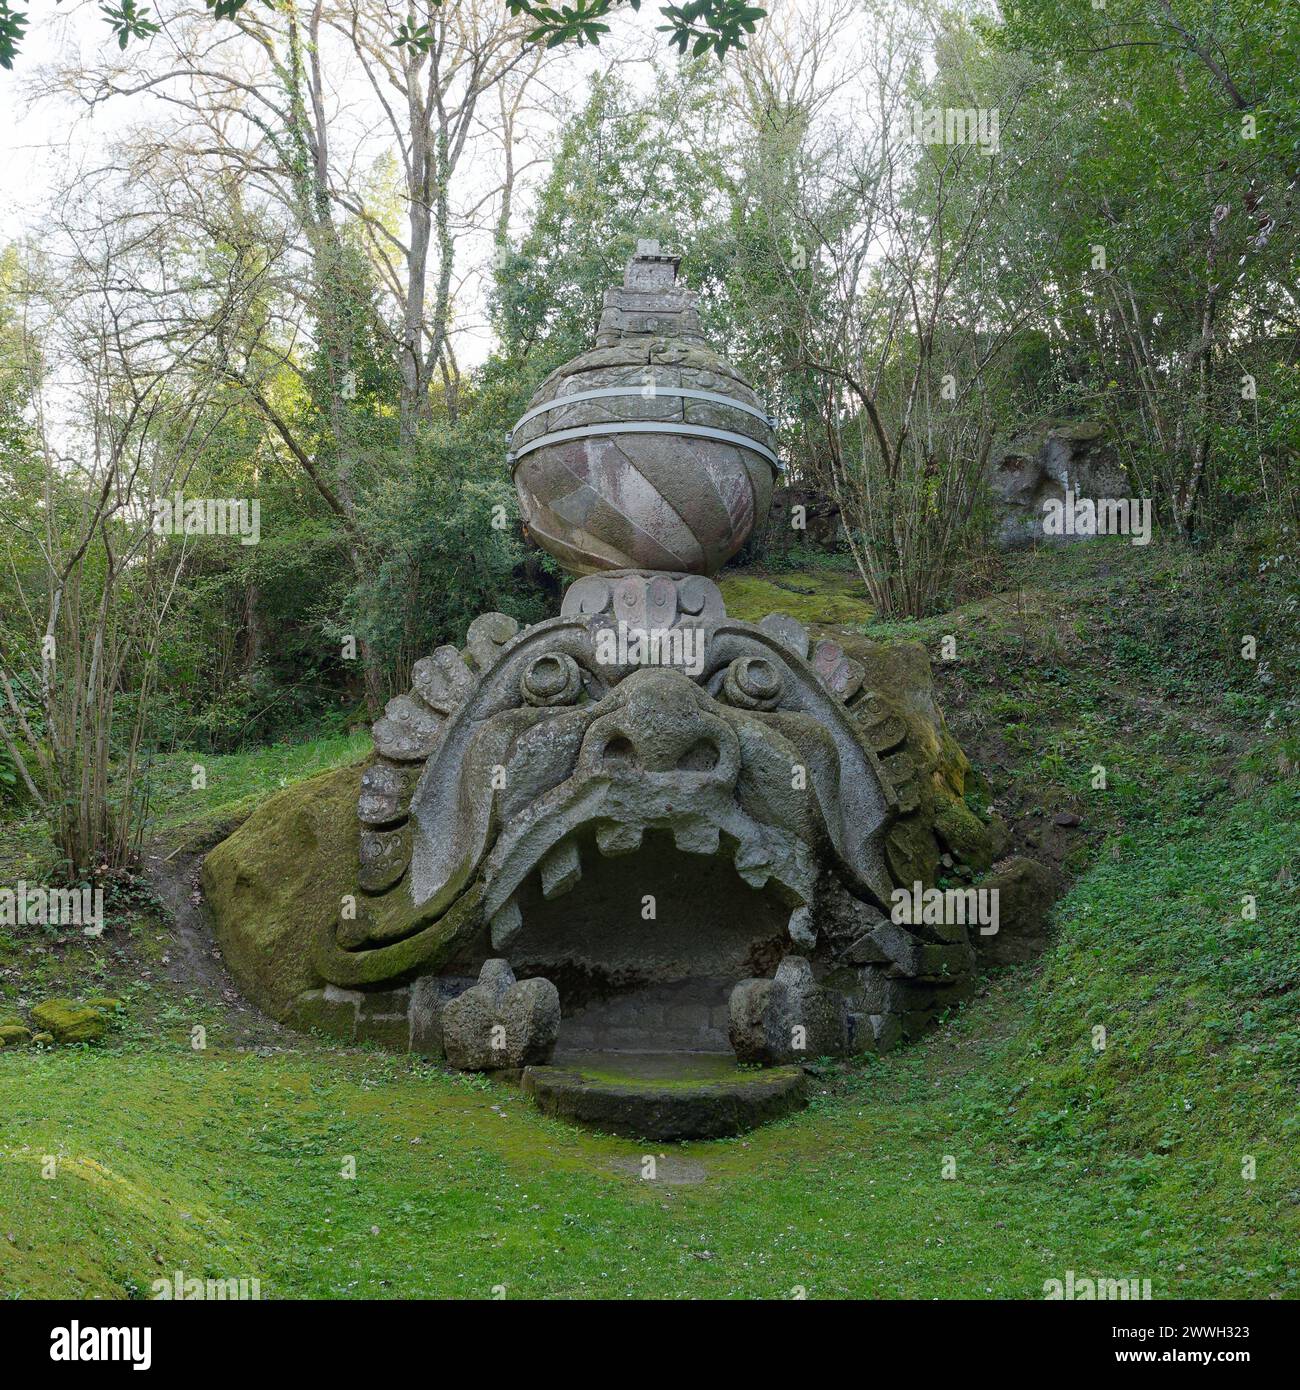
(521, 1051), (807, 1141)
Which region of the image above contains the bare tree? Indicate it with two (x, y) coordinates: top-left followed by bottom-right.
(0, 210), (237, 875)
(727, 4), (1031, 613)
(46, 1), (550, 707)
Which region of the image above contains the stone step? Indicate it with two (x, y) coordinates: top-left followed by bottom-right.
(522, 1053), (807, 1141)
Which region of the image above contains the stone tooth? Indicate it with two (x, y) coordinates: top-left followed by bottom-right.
(786, 905), (816, 951)
(489, 897), (523, 952)
(673, 822), (720, 856)
(733, 843), (771, 890)
(595, 822), (644, 857)
(540, 839), (582, 900)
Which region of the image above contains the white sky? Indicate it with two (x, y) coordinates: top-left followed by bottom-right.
(0, 3), (624, 366)
(0, 7), (109, 241)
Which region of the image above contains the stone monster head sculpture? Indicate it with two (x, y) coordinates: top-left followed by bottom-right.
(316, 571), (905, 996)
(310, 239), (962, 1048)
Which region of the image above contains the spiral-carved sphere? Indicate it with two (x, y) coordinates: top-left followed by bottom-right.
(509, 241), (779, 577)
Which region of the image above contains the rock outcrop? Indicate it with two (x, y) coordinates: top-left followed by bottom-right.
(987, 421), (1131, 549)
(440, 959), (560, 1070)
(729, 957), (853, 1064)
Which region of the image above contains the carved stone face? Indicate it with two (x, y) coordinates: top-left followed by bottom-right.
(320, 573), (898, 998)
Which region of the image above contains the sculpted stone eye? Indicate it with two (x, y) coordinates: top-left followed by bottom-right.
(723, 655), (784, 710)
(520, 652), (582, 706)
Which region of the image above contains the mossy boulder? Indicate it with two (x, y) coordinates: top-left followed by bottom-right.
(30, 999), (108, 1044)
(32, 1032), (54, 1046)
(201, 763), (364, 1020)
(974, 856), (1059, 966)
(0, 1023), (32, 1047)
(83, 996), (124, 1015)
(932, 798), (997, 874)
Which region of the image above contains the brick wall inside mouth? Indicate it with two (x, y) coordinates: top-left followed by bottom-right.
(554, 976), (734, 1055)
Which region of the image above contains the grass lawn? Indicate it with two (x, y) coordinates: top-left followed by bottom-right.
(1, 537), (1296, 1299)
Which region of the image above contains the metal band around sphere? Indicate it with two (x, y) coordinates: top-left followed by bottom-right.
(510, 421), (783, 473)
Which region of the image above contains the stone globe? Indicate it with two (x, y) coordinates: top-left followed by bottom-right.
(509, 240), (780, 576)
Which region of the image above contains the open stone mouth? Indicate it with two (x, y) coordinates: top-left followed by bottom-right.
(481, 773), (816, 965)
(472, 746), (818, 1056)
(483, 819), (800, 1054)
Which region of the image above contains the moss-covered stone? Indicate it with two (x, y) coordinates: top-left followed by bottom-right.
(201, 764), (365, 1020)
(83, 996), (124, 1016)
(885, 818), (941, 887)
(285, 986), (361, 1041)
(0, 1023), (32, 1046)
(835, 633), (998, 884)
(975, 857), (1059, 966)
(311, 879), (484, 989)
(31, 1032), (54, 1046)
(718, 570), (871, 626)
(203, 761), (484, 1018)
(522, 1061), (807, 1140)
(932, 797), (996, 874)
(30, 999), (107, 1044)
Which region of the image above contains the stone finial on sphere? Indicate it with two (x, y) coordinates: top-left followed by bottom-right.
(508, 239), (780, 576)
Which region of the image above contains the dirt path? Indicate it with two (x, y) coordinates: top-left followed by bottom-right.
(142, 841), (287, 1046)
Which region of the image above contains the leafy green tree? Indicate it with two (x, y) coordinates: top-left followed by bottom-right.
(996, 0), (1300, 530)
(488, 64), (733, 380)
(0, 0), (767, 69)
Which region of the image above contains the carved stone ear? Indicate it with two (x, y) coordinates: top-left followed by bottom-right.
(372, 693), (442, 762)
(412, 645), (475, 715)
(357, 763), (417, 828)
(357, 644), (476, 900)
(359, 824), (411, 894)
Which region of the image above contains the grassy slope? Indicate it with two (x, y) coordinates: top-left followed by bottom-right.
(1, 539), (1296, 1299)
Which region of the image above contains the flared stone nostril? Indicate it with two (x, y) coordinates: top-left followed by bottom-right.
(602, 735), (636, 768)
(676, 739), (720, 772)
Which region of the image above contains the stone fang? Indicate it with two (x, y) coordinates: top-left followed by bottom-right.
(540, 839), (582, 900)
